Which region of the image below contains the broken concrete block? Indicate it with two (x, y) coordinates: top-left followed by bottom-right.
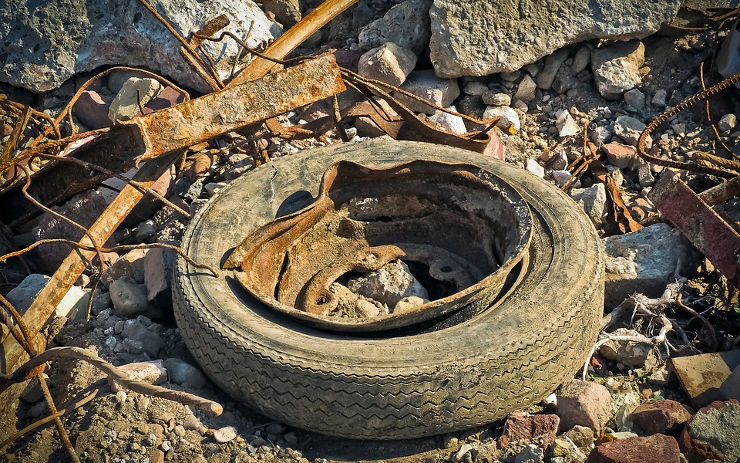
(358, 42), (417, 86)
(671, 350), (740, 408)
(557, 379), (612, 434)
(603, 223), (699, 308)
(393, 69), (460, 114)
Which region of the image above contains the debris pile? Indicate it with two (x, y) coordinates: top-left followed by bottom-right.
(0, 0), (739, 461)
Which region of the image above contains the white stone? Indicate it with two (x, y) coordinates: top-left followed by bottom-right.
(556, 110), (580, 137)
(108, 77), (161, 122)
(347, 260), (429, 307)
(214, 426), (237, 443)
(111, 360), (167, 392)
(358, 42), (417, 86)
(718, 113), (737, 132)
(514, 74), (537, 102)
(591, 41), (646, 100)
(526, 159), (545, 178)
(483, 105), (521, 132)
(428, 106), (467, 134)
(393, 70), (460, 115)
(571, 183), (607, 224)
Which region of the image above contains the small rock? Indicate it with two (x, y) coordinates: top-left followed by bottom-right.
(394, 69), (460, 114)
(720, 365), (740, 401)
(514, 74), (537, 102)
(454, 443), (474, 461)
(214, 426), (237, 443)
(501, 70), (521, 82)
(586, 434), (680, 463)
(515, 443), (544, 463)
(20, 375), (47, 403)
(135, 220), (157, 242)
(163, 358), (207, 389)
(570, 183), (607, 224)
(671, 350), (740, 408)
(603, 223), (698, 308)
(143, 247), (174, 303)
(637, 163), (655, 187)
(2, 122), (13, 136)
(482, 91), (511, 106)
(463, 81), (488, 96)
(513, 99), (529, 112)
(145, 86), (186, 112)
(591, 125), (613, 146)
(497, 411), (559, 448)
(671, 122), (686, 137)
(652, 89), (667, 108)
(483, 105), (521, 132)
(557, 379), (612, 434)
(149, 449), (165, 463)
(358, 42), (417, 86)
(602, 142), (637, 169)
(630, 400), (692, 435)
(101, 249), (148, 286)
(564, 425), (595, 448)
(108, 77), (162, 122)
(73, 90), (112, 129)
(679, 399), (739, 463)
(7, 273), (89, 319)
(598, 328), (654, 367)
(122, 318), (163, 357)
(572, 46), (591, 73)
(718, 113), (737, 132)
(111, 361), (167, 392)
(591, 41), (645, 100)
(623, 89), (646, 111)
(109, 277), (149, 318)
(393, 296), (428, 314)
(428, 106), (467, 134)
(262, 0), (300, 27)
(526, 159), (545, 178)
(204, 182), (228, 197)
(556, 110), (580, 137)
(613, 115), (651, 147)
(552, 170), (572, 187)
(358, 0), (431, 55)
(537, 48), (570, 91)
(548, 149), (568, 170)
(552, 437), (588, 462)
(347, 260), (429, 308)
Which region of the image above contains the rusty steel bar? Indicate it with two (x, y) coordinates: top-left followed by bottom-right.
(1, 56), (346, 374)
(649, 170), (740, 287)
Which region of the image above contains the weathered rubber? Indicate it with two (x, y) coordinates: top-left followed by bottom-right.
(172, 140), (604, 440)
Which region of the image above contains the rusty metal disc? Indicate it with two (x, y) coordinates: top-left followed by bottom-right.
(224, 159), (532, 331)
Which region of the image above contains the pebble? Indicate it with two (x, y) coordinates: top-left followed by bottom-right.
(111, 361), (167, 392)
(557, 379), (612, 434)
(602, 142), (637, 169)
(7, 273), (89, 320)
(357, 42), (417, 86)
(73, 90), (113, 129)
(623, 88), (646, 111)
(108, 277), (149, 318)
(347, 260), (428, 308)
(526, 159), (545, 178)
(591, 125), (613, 146)
(571, 46), (591, 73)
(135, 220), (157, 241)
(637, 163), (655, 187)
(613, 115), (650, 147)
(552, 437), (587, 462)
(163, 358), (208, 389)
(536, 48), (569, 91)
(214, 426), (237, 443)
(651, 89), (667, 108)
(483, 105), (521, 132)
(630, 400), (692, 435)
(556, 110), (580, 137)
(428, 106), (467, 134)
(564, 425), (595, 448)
(121, 318), (163, 357)
(501, 70), (521, 82)
(393, 296), (428, 314)
(394, 70), (460, 115)
(718, 113), (737, 132)
(514, 443), (544, 463)
(483, 91), (512, 106)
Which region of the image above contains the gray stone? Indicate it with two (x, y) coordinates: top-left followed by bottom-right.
(394, 70), (460, 114)
(624, 88), (646, 110)
(163, 358), (207, 389)
(262, 0), (300, 27)
(428, 106), (467, 134)
(7, 274), (89, 319)
(570, 183), (607, 224)
(108, 77), (161, 122)
(428, 0), (679, 78)
(537, 48), (570, 91)
(358, 0), (431, 55)
(718, 113), (737, 132)
(526, 159), (545, 178)
(514, 443), (544, 463)
(571, 46), (591, 73)
(682, 400), (740, 463)
(556, 110), (580, 137)
(0, 0), (278, 93)
(514, 74), (537, 102)
(109, 277), (149, 318)
(591, 41), (646, 100)
(122, 318), (163, 357)
(482, 91), (511, 106)
(552, 170), (572, 187)
(143, 247), (174, 303)
(483, 105), (521, 132)
(347, 259), (428, 307)
(598, 328), (654, 367)
(652, 89), (668, 107)
(720, 365), (740, 401)
(614, 115), (651, 147)
(603, 223), (699, 308)
(637, 163), (655, 187)
(591, 125), (613, 146)
(462, 80), (488, 96)
(358, 42), (417, 86)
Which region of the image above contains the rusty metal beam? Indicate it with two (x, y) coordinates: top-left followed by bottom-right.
(649, 170), (740, 287)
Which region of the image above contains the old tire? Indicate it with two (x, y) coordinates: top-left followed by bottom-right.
(173, 140), (604, 440)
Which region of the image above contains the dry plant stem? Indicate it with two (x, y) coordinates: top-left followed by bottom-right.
(3, 347), (223, 415)
(699, 63), (739, 160)
(0, 389), (99, 454)
(637, 72), (740, 178)
(30, 152), (190, 218)
(228, 0), (358, 86)
(676, 293), (719, 350)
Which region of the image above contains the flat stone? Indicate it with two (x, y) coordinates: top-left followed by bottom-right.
(111, 360), (167, 392)
(591, 41), (646, 100)
(483, 105), (521, 132)
(427, 0), (680, 78)
(613, 115), (650, 147)
(623, 88), (646, 110)
(393, 69), (460, 114)
(358, 0), (431, 55)
(482, 91), (512, 106)
(514, 74), (538, 102)
(603, 223), (698, 308)
(526, 159), (545, 178)
(671, 350), (740, 408)
(73, 90), (112, 129)
(0, 0), (278, 93)
(358, 42), (417, 86)
(557, 379), (612, 434)
(7, 273), (89, 320)
(598, 328), (654, 367)
(585, 434), (680, 463)
(571, 183), (607, 225)
(556, 110), (580, 137)
(602, 143), (637, 169)
(497, 411), (560, 448)
(108, 77), (162, 122)
(630, 400), (692, 435)
(679, 399), (739, 463)
(109, 277), (149, 318)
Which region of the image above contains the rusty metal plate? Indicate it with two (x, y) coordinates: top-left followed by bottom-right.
(224, 160), (532, 331)
(649, 170), (740, 287)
